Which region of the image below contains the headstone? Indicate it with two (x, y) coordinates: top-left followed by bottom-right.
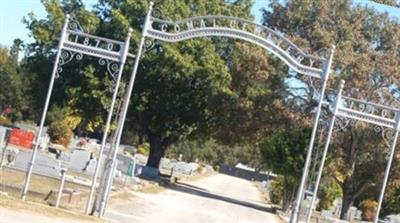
(261, 180), (267, 188)
(354, 210), (362, 220)
(69, 149), (91, 172)
(321, 210), (333, 218)
(0, 126), (7, 147)
(346, 206), (358, 221)
(333, 199), (342, 217)
(386, 215), (400, 223)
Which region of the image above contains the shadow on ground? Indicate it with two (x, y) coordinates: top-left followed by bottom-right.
(160, 181), (277, 214)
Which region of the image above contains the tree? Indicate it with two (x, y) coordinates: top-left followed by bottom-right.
(98, 0), (272, 169)
(259, 127), (310, 211)
(262, 0), (400, 219)
(0, 45), (29, 121)
(25, 0), (282, 170)
(22, 0), (123, 135)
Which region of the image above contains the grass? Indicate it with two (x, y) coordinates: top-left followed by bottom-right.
(0, 167), (90, 212)
(0, 194), (106, 222)
(139, 182), (165, 194)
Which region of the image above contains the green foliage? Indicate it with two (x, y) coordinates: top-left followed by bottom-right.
(167, 138), (266, 170)
(263, 0), (400, 218)
(317, 179), (343, 211)
(381, 186), (400, 217)
(0, 46), (29, 121)
(47, 106), (74, 147)
(137, 143), (150, 156)
(268, 175), (298, 212)
(259, 127), (310, 178)
(269, 177), (284, 205)
(259, 127), (310, 211)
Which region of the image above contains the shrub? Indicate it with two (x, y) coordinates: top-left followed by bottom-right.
(269, 178), (283, 205)
(382, 186), (400, 217)
(137, 143), (150, 156)
(48, 120), (73, 147)
(0, 115), (12, 126)
(317, 180), (342, 211)
(47, 106), (76, 148)
(361, 199), (378, 221)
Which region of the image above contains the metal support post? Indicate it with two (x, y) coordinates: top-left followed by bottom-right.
(305, 80), (345, 223)
(97, 2), (154, 217)
(21, 15), (70, 201)
(374, 111), (400, 223)
(290, 45), (335, 223)
(85, 28), (133, 215)
(55, 168), (67, 208)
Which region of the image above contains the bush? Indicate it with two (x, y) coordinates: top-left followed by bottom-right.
(382, 186), (400, 217)
(47, 106), (76, 148)
(48, 120), (73, 147)
(317, 180), (342, 211)
(137, 143), (150, 156)
(269, 177), (283, 205)
(0, 115), (12, 126)
(361, 199), (378, 221)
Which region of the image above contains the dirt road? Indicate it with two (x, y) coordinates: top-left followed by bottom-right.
(106, 174), (281, 223)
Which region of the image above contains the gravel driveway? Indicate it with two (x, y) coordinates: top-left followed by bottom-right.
(106, 173), (281, 223)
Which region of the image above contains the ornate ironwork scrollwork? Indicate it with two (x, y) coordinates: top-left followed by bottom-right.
(56, 50), (83, 78)
(147, 15), (327, 78)
(151, 8), (163, 19)
(68, 15), (86, 33)
(98, 58), (120, 91)
(143, 38), (160, 53)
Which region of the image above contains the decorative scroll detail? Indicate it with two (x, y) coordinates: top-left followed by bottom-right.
(336, 96), (398, 129)
(380, 127), (395, 159)
(312, 48), (330, 61)
(146, 15), (327, 78)
(68, 16), (86, 33)
(99, 58), (120, 90)
(151, 8), (163, 19)
(295, 73), (323, 95)
(56, 50), (83, 78)
(367, 73), (400, 116)
(143, 39), (160, 53)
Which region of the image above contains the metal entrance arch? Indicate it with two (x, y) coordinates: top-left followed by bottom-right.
(305, 81), (400, 223)
(97, 2), (335, 221)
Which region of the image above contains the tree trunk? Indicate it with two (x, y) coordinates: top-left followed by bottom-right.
(146, 134), (165, 169)
(340, 179), (354, 220)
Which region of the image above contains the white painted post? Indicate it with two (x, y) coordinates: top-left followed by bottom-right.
(85, 28), (133, 215)
(55, 168), (67, 208)
(374, 111), (400, 223)
(305, 80), (345, 223)
(21, 15), (70, 201)
(97, 2), (154, 217)
(290, 45), (335, 223)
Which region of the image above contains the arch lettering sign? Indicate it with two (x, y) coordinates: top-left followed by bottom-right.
(147, 15), (327, 79)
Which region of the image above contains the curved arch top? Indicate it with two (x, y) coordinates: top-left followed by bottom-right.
(146, 15), (327, 79)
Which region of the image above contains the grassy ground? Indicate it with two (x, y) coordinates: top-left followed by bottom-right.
(0, 194), (106, 222)
(0, 167), (90, 212)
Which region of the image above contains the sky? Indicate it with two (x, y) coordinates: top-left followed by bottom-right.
(0, 0), (399, 48)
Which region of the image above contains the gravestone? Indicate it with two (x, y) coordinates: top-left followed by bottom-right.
(321, 210), (333, 218)
(333, 199), (342, 217)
